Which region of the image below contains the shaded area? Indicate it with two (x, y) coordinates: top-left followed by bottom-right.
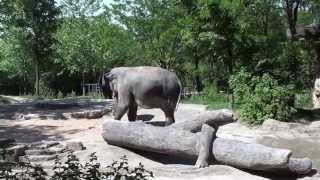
(293, 108), (320, 122)
(0, 124), (81, 143)
(0, 99), (113, 120)
(246, 168), (318, 180)
(128, 148), (196, 165)
(145, 121), (166, 126)
(136, 114), (154, 121)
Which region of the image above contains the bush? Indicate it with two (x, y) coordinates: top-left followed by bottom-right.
(56, 91), (64, 99)
(229, 70), (294, 125)
(1, 150), (153, 180)
(38, 79), (55, 99)
(295, 90), (313, 109)
(66, 90), (77, 98)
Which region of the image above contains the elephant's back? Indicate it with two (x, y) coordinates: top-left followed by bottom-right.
(121, 67), (181, 108)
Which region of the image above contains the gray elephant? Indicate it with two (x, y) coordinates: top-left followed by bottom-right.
(99, 66), (182, 126)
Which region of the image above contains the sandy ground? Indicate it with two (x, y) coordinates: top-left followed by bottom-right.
(0, 98), (319, 180)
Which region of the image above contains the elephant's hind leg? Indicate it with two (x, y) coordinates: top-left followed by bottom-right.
(163, 108), (175, 126)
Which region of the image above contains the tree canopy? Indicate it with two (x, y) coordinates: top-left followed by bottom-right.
(0, 0), (319, 97)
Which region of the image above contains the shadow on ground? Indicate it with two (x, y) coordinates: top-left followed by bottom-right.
(136, 114), (154, 121)
(293, 108), (320, 122)
(0, 99), (113, 120)
(247, 168), (318, 180)
(128, 148), (196, 165)
(0, 124), (81, 143)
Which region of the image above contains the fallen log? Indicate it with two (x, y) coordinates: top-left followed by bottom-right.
(171, 109), (236, 132)
(102, 119), (312, 175)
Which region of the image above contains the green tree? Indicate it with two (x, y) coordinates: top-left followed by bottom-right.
(110, 0), (186, 71)
(56, 0), (137, 95)
(13, 0), (61, 96)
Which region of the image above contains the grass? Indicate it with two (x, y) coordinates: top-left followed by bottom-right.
(295, 90), (313, 109)
(182, 92), (230, 110)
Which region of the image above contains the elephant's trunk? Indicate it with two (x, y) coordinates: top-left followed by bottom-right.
(99, 74), (113, 99)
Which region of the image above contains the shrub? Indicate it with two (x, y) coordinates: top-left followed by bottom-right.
(57, 91), (64, 99)
(229, 70), (293, 125)
(38, 79), (55, 99)
(295, 90), (313, 109)
(0, 150), (153, 180)
(66, 91), (77, 98)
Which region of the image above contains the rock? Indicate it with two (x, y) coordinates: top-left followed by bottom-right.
(2, 145), (27, 162)
(0, 138), (16, 148)
(22, 114), (39, 120)
(19, 154), (57, 162)
(310, 121), (320, 128)
(65, 141), (85, 151)
(28, 141), (60, 149)
(25, 147), (65, 155)
(261, 119), (299, 131)
(71, 109), (108, 119)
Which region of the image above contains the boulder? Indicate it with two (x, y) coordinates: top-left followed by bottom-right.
(65, 141), (86, 151)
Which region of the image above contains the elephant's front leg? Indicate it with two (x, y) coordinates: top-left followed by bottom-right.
(114, 102), (129, 120)
(127, 102), (138, 121)
(112, 96), (118, 116)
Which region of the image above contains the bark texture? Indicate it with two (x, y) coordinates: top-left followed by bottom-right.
(102, 110), (312, 175)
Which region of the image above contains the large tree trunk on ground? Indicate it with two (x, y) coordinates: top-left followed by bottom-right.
(170, 109), (235, 132)
(102, 111), (312, 175)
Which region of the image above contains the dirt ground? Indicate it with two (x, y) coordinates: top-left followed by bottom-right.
(0, 96), (319, 180)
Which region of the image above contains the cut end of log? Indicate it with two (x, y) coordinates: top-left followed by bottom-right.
(287, 157), (313, 175)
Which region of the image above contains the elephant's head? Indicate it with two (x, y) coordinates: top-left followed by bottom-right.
(99, 73), (116, 99)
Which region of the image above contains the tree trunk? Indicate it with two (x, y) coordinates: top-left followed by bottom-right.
(194, 58), (202, 92)
(34, 60), (39, 96)
(102, 119), (312, 175)
(314, 45), (320, 78)
(227, 45), (234, 109)
(82, 71), (85, 96)
(284, 0), (300, 39)
(23, 71), (27, 96)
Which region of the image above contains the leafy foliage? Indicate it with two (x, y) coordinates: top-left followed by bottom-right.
(1, 150), (153, 180)
(230, 70), (294, 124)
(1, 0), (320, 122)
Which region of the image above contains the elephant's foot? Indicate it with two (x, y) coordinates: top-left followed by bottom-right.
(165, 119), (175, 126)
